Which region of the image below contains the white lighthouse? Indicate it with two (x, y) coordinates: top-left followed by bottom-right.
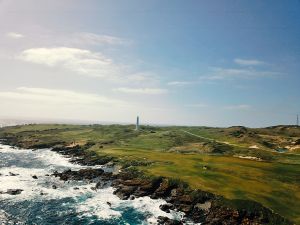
(135, 116), (140, 131)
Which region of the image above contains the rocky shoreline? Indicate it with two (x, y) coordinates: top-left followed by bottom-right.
(0, 139), (293, 225)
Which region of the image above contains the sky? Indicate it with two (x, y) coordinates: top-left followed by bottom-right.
(0, 0), (299, 127)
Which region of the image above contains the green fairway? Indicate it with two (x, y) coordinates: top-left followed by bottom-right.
(0, 124), (299, 223)
(99, 147), (300, 223)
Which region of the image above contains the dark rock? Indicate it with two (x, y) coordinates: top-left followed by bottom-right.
(32, 175), (38, 179)
(31, 142), (65, 149)
(50, 143), (113, 167)
(132, 190), (149, 197)
(157, 216), (183, 225)
(114, 186), (137, 200)
(96, 181), (104, 189)
(151, 179), (178, 198)
(9, 172), (18, 176)
(112, 176), (164, 199)
(90, 187), (97, 191)
(159, 203), (174, 213)
(201, 200), (292, 225)
(52, 168), (104, 181)
(6, 189), (23, 195)
(52, 185), (57, 189)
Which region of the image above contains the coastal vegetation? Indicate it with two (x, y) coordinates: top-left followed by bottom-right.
(0, 124), (299, 224)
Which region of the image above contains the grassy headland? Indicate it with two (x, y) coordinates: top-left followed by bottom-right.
(0, 124), (299, 224)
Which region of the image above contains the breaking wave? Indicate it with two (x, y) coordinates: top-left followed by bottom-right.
(0, 144), (184, 224)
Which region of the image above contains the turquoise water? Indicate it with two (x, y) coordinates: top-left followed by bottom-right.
(0, 144), (183, 225)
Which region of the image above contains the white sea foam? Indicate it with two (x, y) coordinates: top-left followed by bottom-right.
(0, 210), (10, 225)
(0, 144), (32, 154)
(0, 167), (45, 197)
(125, 196), (184, 224)
(75, 188), (184, 224)
(0, 144), (186, 224)
(34, 149), (83, 170)
(76, 187), (122, 219)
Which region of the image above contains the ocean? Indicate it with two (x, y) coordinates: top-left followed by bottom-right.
(0, 144), (184, 225)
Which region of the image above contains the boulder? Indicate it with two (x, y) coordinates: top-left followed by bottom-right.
(6, 189), (23, 195)
(159, 203), (174, 213)
(157, 216), (183, 225)
(113, 185), (137, 200)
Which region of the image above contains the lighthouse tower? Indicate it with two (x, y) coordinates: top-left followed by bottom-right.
(135, 116), (140, 131)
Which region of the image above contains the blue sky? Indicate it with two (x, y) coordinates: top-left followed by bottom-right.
(0, 0), (299, 127)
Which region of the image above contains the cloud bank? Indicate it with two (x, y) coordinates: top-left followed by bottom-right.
(0, 87), (127, 106)
(18, 47), (122, 79)
(114, 87), (167, 95)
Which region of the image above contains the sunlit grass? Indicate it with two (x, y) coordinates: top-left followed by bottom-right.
(99, 147), (300, 223)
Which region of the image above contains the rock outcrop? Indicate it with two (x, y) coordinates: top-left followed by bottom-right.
(52, 167), (291, 225)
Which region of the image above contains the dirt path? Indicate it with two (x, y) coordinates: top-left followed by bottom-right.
(182, 130), (241, 147)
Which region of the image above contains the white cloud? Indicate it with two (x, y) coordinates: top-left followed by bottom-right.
(186, 104), (208, 108)
(17, 47), (162, 85)
(224, 104), (251, 110)
(6, 30), (126, 46)
(74, 32), (128, 46)
(234, 58), (265, 66)
(127, 72), (160, 84)
(18, 47), (122, 78)
(6, 32), (24, 39)
(167, 81), (191, 86)
(0, 87), (127, 106)
(200, 67), (278, 81)
(114, 87), (168, 95)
